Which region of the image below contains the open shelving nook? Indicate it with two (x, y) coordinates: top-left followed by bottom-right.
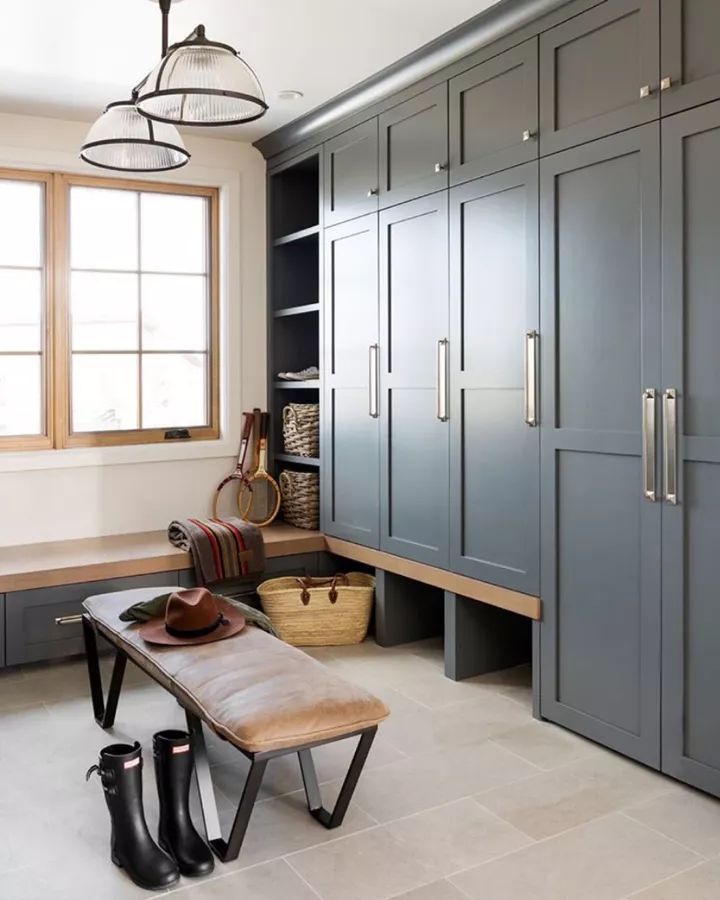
(267, 149), (323, 518)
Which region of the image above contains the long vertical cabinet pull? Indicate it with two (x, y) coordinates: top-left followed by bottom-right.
(368, 344), (379, 418)
(663, 388), (678, 504)
(642, 388), (657, 501)
(436, 338), (449, 421)
(524, 330), (539, 426)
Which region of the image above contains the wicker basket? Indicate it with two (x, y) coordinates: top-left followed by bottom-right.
(257, 573), (375, 646)
(282, 403), (319, 458)
(280, 470), (319, 530)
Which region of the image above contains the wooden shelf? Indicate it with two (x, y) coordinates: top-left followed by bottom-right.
(275, 453), (320, 467)
(274, 380), (320, 390)
(273, 303), (320, 319)
(273, 225), (320, 246)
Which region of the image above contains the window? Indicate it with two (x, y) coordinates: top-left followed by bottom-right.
(0, 170), (219, 451)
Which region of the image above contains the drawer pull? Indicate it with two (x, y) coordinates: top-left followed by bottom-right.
(660, 76), (673, 92)
(640, 84), (652, 99)
(55, 614), (83, 627)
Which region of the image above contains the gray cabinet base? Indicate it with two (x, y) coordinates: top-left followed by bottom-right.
(444, 592), (531, 681)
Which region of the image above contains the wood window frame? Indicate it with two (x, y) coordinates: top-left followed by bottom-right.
(0, 168), (55, 452)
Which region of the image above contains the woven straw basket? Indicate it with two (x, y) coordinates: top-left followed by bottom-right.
(257, 573), (375, 646)
(282, 403), (319, 458)
(280, 470), (319, 530)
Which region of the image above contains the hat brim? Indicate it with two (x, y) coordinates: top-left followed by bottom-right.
(137, 596), (246, 646)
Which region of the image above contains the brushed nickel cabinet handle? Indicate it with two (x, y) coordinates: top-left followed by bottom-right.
(368, 344), (379, 418)
(642, 388), (657, 502)
(663, 388), (678, 505)
(524, 331), (539, 427)
(660, 76), (673, 91)
(55, 614), (83, 627)
(640, 84), (652, 99)
(367, 187), (378, 197)
(434, 162), (447, 174)
(436, 338), (449, 422)
(522, 129), (536, 142)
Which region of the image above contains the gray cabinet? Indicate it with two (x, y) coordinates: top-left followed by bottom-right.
(539, 125), (662, 767)
(449, 39), (538, 185)
(661, 102), (720, 796)
(322, 213), (380, 546)
(379, 193), (449, 567)
(379, 85), (448, 208)
(539, 0), (660, 155)
(324, 119), (379, 226)
(661, 0), (720, 116)
(449, 164), (539, 595)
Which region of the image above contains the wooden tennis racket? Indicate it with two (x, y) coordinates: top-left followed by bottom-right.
(212, 411), (254, 518)
(238, 411), (281, 527)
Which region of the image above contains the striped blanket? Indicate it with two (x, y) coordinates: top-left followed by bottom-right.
(168, 517), (266, 586)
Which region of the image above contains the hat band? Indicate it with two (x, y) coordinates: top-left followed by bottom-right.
(165, 612), (229, 639)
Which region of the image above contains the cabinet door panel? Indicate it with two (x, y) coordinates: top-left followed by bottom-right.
(380, 194), (449, 566)
(450, 39), (538, 185)
(540, 125), (661, 766)
(322, 214), (380, 545)
(661, 102), (720, 797)
(324, 120), (378, 226)
(379, 85), (448, 208)
(661, 0), (720, 115)
(449, 164), (539, 593)
(540, 0), (659, 154)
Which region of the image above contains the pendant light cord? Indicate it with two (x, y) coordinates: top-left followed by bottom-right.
(159, 0), (172, 56)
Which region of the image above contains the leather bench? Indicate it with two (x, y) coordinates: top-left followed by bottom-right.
(81, 587), (390, 862)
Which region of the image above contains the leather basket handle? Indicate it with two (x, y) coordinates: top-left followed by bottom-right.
(296, 574), (350, 605)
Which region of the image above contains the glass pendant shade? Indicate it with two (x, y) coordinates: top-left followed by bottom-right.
(136, 26), (268, 126)
(80, 100), (189, 172)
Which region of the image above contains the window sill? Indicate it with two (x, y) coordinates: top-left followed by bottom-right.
(0, 434), (237, 473)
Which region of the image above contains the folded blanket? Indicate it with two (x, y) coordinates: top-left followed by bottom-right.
(168, 517), (265, 586)
(119, 590), (279, 638)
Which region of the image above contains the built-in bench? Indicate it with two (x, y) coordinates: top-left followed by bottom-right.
(0, 526), (540, 684)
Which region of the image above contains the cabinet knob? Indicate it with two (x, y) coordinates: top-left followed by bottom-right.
(660, 76), (673, 92)
(434, 162), (447, 174)
(522, 129), (536, 142)
(640, 84), (652, 99)
(367, 187), (378, 197)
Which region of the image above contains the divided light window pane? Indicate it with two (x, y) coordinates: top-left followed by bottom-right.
(68, 185), (211, 434)
(0, 177), (45, 439)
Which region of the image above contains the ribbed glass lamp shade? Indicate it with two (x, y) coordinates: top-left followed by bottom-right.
(136, 28), (268, 126)
(80, 101), (189, 172)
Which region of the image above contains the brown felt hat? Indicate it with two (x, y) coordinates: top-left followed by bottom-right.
(138, 587), (246, 646)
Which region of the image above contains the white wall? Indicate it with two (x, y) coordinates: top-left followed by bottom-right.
(0, 112), (267, 546)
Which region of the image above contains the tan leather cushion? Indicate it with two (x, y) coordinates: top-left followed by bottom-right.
(84, 587), (389, 754)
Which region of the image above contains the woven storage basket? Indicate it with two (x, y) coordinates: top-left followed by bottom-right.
(257, 573), (375, 646)
(282, 403), (319, 458)
(280, 470), (319, 530)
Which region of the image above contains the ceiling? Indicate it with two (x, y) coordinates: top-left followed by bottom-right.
(0, 0), (502, 143)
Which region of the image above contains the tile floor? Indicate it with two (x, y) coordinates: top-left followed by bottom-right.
(1, 638), (720, 899)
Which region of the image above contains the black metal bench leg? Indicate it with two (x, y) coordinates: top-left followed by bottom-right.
(298, 726), (377, 829)
(82, 613), (126, 729)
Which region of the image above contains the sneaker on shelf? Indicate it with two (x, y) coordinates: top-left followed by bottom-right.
(276, 366), (320, 381)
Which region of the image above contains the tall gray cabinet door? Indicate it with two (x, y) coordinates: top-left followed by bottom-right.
(661, 102), (720, 797)
(539, 0), (660, 155)
(322, 214), (380, 546)
(449, 164), (539, 594)
(379, 193), (450, 567)
(539, 125), (662, 767)
(661, 0), (720, 116)
(449, 39), (538, 185)
(379, 85), (448, 208)
(324, 120), (379, 227)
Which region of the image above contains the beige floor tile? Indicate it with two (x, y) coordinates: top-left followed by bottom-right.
(473, 665), (533, 710)
(628, 858), (720, 899)
(491, 721), (603, 770)
(450, 813), (701, 900)
(0, 868), (64, 900)
(287, 826), (439, 900)
(386, 797), (532, 875)
(168, 859), (320, 898)
(349, 740), (536, 823)
(625, 788), (720, 858)
(389, 881), (468, 900)
(477, 748), (672, 840)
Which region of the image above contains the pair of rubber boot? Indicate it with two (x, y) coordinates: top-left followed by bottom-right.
(87, 730), (214, 891)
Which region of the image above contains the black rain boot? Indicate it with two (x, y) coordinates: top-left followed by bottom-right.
(86, 742), (180, 891)
(153, 730), (215, 878)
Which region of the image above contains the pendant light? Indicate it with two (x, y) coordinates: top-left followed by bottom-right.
(80, 92), (190, 173)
